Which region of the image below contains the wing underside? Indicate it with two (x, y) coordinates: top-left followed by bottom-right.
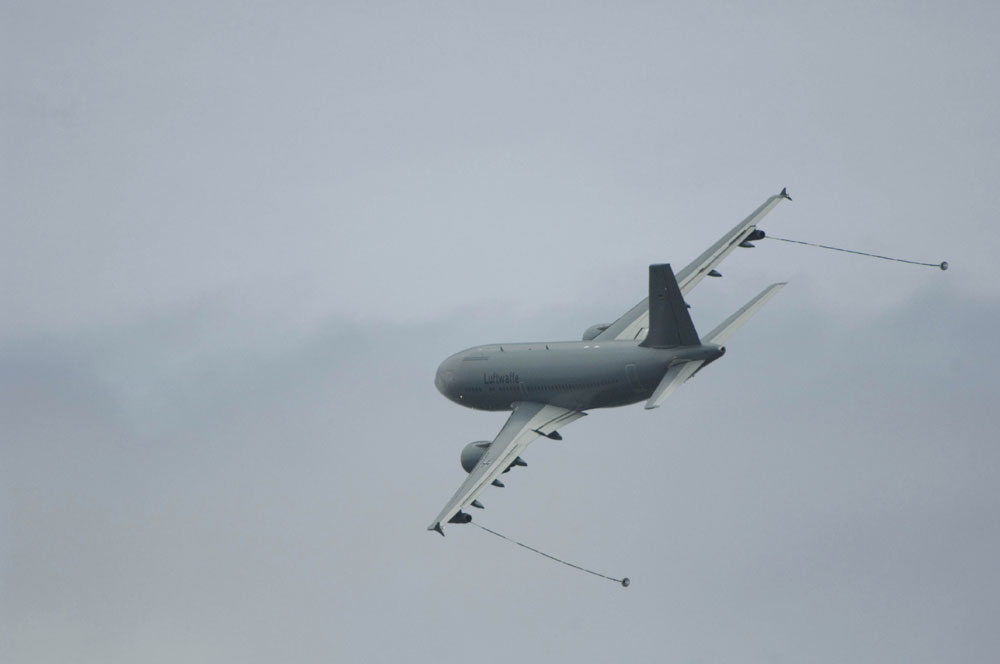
(428, 402), (585, 534)
(596, 189), (790, 342)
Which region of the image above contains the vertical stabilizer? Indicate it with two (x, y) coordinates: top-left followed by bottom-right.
(639, 264), (701, 348)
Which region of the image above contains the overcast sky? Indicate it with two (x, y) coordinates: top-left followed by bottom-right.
(3, 2), (999, 662)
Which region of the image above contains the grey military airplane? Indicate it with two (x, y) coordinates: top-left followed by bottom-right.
(429, 189), (792, 535)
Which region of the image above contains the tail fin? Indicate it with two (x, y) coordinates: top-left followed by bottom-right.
(639, 264), (700, 348)
(703, 282), (786, 345)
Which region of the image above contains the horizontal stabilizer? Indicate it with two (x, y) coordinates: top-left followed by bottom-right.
(703, 283), (786, 345)
(645, 360), (704, 409)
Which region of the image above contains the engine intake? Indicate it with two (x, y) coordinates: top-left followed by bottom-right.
(582, 323), (610, 341)
(460, 441), (492, 473)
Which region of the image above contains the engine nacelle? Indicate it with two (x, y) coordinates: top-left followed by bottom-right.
(582, 323), (610, 341)
(460, 441), (492, 473)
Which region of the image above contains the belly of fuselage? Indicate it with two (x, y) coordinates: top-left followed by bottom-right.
(450, 341), (670, 411)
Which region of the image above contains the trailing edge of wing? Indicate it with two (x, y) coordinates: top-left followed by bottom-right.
(703, 282), (786, 345)
(428, 402), (585, 535)
(595, 190), (790, 342)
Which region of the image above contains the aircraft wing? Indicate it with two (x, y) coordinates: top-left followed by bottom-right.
(428, 402), (586, 535)
(595, 189), (791, 342)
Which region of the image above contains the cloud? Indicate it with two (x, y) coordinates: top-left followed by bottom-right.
(4, 2), (999, 662)
(2, 277), (998, 663)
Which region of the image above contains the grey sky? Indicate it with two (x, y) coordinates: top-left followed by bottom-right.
(3, 2), (999, 662)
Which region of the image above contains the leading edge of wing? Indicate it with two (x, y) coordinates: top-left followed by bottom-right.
(428, 402), (586, 535)
(595, 189), (791, 342)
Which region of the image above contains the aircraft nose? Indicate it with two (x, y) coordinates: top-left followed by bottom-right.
(434, 365), (446, 394)
(434, 355), (458, 397)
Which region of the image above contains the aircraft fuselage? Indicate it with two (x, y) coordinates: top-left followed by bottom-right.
(434, 340), (724, 412)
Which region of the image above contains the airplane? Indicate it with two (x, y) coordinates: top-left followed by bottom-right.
(428, 188), (792, 535)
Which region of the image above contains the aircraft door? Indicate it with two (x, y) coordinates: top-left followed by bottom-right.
(625, 363), (645, 394)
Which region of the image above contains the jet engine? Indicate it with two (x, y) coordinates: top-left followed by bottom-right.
(460, 441), (492, 473)
(582, 323), (610, 341)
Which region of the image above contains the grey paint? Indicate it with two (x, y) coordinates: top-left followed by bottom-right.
(641, 264), (701, 348)
(436, 338), (722, 413)
(435, 261), (725, 413)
